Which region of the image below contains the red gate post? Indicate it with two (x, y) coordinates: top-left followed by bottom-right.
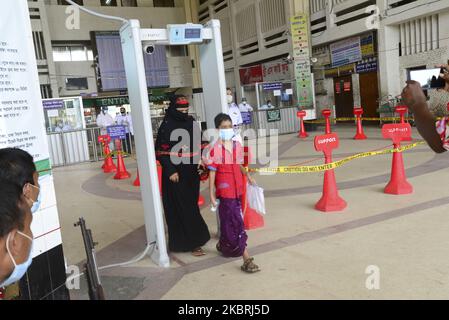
(353, 107), (367, 140)
(322, 109), (332, 134)
(297, 110), (309, 138)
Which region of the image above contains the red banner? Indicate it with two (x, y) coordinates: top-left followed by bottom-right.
(239, 65), (264, 85)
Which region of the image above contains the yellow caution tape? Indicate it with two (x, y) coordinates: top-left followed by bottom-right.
(103, 150), (131, 160)
(248, 141), (425, 174)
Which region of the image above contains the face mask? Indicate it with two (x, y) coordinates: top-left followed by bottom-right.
(26, 184), (41, 214)
(0, 231), (33, 288)
(31, 191), (42, 214)
(243, 102), (247, 105)
(220, 128), (234, 141)
(227, 95), (233, 104)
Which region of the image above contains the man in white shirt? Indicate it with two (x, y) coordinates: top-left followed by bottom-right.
(115, 106), (134, 154)
(96, 106), (115, 151)
(238, 97), (254, 112)
(96, 107), (114, 134)
(226, 88), (243, 144)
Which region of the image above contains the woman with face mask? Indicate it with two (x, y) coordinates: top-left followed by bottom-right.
(155, 95), (210, 257)
(0, 182), (34, 288)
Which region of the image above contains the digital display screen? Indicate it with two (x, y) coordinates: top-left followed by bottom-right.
(410, 68), (445, 89)
(185, 28), (201, 39)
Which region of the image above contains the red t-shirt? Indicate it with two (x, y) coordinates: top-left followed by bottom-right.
(207, 141), (244, 199)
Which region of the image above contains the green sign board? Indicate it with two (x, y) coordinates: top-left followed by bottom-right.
(266, 109), (281, 122)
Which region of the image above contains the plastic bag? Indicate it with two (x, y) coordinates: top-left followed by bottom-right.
(246, 183), (266, 215)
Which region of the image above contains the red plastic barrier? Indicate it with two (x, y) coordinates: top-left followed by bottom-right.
(395, 105), (411, 141)
(353, 107), (367, 140)
(297, 110), (309, 138)
(382, 123), (413, 195)
(322, 109), (332, 134)
(314, 133), (347, 212)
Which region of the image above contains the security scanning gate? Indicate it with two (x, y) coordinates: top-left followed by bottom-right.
(120, 20), (227, 267)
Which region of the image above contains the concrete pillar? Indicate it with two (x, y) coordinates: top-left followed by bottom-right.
(378, 24), (401, 98)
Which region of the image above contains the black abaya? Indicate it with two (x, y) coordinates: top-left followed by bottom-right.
(155, 106), (210, 252)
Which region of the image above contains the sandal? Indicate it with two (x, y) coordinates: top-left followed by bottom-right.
(191, 247), (206, 257)
(241, 257), (260, 273)
(216, 243), (222, 253)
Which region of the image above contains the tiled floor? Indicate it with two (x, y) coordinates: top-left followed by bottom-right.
(53, 125), (449, 299)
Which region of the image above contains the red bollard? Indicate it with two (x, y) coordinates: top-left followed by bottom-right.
(382, 123), (413, 195)
(297, 110), (309, 138)
(242, 146), (264, 230)
(98, 135), (116, 173)
(322, 109), (332, 134)
(114, 139), (131, 180)
(353, 107), (367, 140)
(314, 133), (347, 212)
(198, 194), (205, 207)
(134, 161), (162, 190)
(133, 169), (140, 186)
(395, 105), (412, 141)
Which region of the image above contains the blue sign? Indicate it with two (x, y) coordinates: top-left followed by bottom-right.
(262, 82), (283, 91)
(356, 58), (378, 74)
(107, 125), (127, 140)
(43, 99), (64, 110)
(241, 112), (252, 125)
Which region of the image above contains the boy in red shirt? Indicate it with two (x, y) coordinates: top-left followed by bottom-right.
(207, 113), (260, 273)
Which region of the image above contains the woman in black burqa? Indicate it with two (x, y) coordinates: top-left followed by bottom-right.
(155, 95), (210, 256)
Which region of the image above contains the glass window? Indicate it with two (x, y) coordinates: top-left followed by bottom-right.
(58, 0), (83, 5)
(70, 46), (86, 61)
(121, 0), (137, 6)
(65, 77), (89, 91)
(87, 49), (94, 61)
(100, 0), (117, 5)
(52, 46), (71, 62)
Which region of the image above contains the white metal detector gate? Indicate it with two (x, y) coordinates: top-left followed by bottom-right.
(120, 20), (227, 267)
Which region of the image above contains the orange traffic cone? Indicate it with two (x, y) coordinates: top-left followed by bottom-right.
(133, 170), (140, 186)
(134, 161), (163, 189)
(102, 144), (117, 173)
(114, 140), (130, 180)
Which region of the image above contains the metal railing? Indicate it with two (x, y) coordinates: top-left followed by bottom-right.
(47, 126), (136, 167)
(46, 115), (182, 168)
(238, 106), (302, 138)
